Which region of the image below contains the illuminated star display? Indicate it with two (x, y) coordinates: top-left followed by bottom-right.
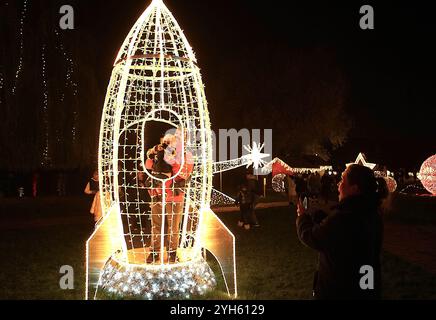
(346, 153), (377, 170)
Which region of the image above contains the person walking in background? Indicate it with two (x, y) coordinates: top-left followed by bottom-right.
(295, 174), (307, 200)
(307, 172), (315, 198)
(84, 170), (102, 223)
(246, 172), (261, 227)
(313, 172), (321, 199)
(296, 164), (389, 300)
(235, 183), (255, 230)
(320, 172), (331, 204)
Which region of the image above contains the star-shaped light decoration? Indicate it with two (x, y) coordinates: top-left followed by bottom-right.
(346, 153), (377, 170)
(244, 142), (270, 170)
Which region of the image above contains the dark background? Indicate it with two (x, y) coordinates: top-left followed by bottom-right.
(1, 0), (435, 194)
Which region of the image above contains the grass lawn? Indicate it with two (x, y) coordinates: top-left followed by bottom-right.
(1, 197), (436, 300)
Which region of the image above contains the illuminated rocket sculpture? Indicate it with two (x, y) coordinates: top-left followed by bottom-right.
(86, 0), (268, 300)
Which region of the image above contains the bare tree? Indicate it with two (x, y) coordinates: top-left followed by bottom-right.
(210, 43), (352, 162)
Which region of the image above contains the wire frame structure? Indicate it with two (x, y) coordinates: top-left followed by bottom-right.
(418, 154), (436, 195)
(86, 0), (236, 300)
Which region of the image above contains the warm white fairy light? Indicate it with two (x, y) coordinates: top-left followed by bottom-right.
(12, 0), (28, 96)
(41, 44), (50, 166)
(87, 0), (236, 300)
(211, 143), (269, 175)
(54, 28), (78, 144)
(399, 183), (429, 195)
(261, 158), (332, 175)
(97, 254), (216, 299)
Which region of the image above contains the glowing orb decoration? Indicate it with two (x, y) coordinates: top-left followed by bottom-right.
(272, 174), (287, 193)
(86, 0), (239, 300)
(347, 153), (377, 170)
(374, 171), (397, 193)
(418, 154), (436, 195)
(385, 176), (397, 193)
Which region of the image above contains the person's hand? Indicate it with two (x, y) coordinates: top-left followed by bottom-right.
(297, 198), (306, 217)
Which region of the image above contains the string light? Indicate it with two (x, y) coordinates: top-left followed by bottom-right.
(399, 183), (429, 195)
(346, 153), (377, 170)
(211, 189), (235, 206)
(210, 143), (269, 176)
(12, 0), (28, 95)
(261, 157), (332, 175)
(41, 44), (50, 166)
(54, 28), (78, 144)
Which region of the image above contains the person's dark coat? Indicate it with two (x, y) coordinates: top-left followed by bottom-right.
(295, 176), (307, 196)
(296, 194), (383, 300)
(246, 176), (261, 197)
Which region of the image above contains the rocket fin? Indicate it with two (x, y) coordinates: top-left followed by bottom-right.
(200, 208), (237, 298)
(85, 206), (123, 300)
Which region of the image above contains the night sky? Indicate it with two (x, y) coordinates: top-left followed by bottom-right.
(3, 0), (436, 171)
(65, 0), (436, 168)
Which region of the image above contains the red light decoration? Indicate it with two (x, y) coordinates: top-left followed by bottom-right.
(385, 176), (397, 193)
(419, 154), (436, 195)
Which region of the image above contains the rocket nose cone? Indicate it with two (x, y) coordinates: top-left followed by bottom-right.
(150, 0), (163, 8)
(114, 0), (197, 66)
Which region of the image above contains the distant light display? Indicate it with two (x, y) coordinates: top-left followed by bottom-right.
(385, 176), (397, 193)
(418, 154), (436, 195)
(272, 174), (287, 193)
